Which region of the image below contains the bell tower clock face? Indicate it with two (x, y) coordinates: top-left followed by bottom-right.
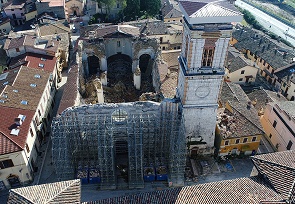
(195, 86), (211, 98)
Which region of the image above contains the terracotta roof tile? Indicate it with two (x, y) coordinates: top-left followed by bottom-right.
(86, 176), (283, 204)
(0, 68), (20, 93)
(0, 66), (51, 111)
(8, 179), (81, 204)
(4, 36), (25, 50)
(57, 63), (79, 115)
(0, 106), (35, 154)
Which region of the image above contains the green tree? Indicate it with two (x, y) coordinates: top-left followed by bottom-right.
(124, 0), (140, 21)
(144, 0), (161, 16)
(92, 0), (117, 14)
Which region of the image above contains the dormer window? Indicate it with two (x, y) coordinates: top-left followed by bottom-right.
(30, 84), (37, 87)
(41, 58), (46, 61)
(13, 89), (18, 93)
(34, 74), (41, 79)
(38, 63), (44, 68)
(3, 81), (8, 85)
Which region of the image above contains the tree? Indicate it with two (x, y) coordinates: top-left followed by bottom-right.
(143, 0), (161, 16)
(124, 0), (140, 21)
(92, 0), (117, 14)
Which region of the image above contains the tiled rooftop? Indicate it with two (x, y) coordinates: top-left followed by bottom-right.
(0, 68), (20, 93)
(94, 25), (140, 38)
(274, 64), (295, 84)
(227, 55), (252, 73)
(273, 101), (295, 120)
(232, 25), (295, 70)
(0, 106), (35, 154)
(57, 63), (79, 115)
(85, 176), (283, 204)
(0, 66), (50, 111)
(252, 150), (295, 201)
(38, 23), (70, 36)
(139, 21), (169, 35)
(219, 82), (264, 132)
(7, 179), (81, 204)
(179, 0), (241, 18)
(247, 89), (287, 112)
(3, 36), (25, 50)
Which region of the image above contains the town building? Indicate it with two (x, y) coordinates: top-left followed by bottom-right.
(0, 63), (57, 189)
(0, 14), (11, 35)
(4, 0), (26, 26)
(51, 0), (242, 189)
(231, 25), (295, 92)
(65, 0), (86, 19)
(225, 46), (258, 84)
(161, 0), (183, 23)
(7, 150), (295, 203)
(216, 82), (264, 156)
(274, 64), (295, 101)
(260, 101), (295, 151)
(35, 0), (66, 19)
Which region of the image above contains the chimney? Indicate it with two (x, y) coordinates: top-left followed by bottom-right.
(14, 117), (22, 126)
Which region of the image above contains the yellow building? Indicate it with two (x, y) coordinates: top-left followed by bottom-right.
(217, 82), (265, 156)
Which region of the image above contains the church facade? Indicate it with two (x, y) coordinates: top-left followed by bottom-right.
(52, 0), (242, 189)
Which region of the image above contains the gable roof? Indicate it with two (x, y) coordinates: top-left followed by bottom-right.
(0, 107), (35, 154)
(227, 55), (251, 73)
(7, 179), (81, 204)
(95, 25), (140, 38)
(252, 150), (295, 202)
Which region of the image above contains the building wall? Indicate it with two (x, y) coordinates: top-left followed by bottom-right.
(260, 103), (295, 151)
(105, 38), (133, 59)
(25, 10), (37, 21)
(0, 21), (11, 34)
(164, 17), (183, 23)
(217, 134), (261, 156)
(65, 0), (84, 17)
(227, 65), (258, 84)
(6, 46), (26, 58)
(36, 2), (66, 19)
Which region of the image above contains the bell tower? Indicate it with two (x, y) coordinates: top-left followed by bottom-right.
(177, 0), (242, 154)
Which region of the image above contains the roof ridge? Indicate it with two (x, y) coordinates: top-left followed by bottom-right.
(214, 1), (242, 15)
(46, 180), (78, 203)
(10, 189), (35, 204)
(0, 131), (23, 150)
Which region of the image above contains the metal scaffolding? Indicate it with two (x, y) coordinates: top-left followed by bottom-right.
(51, 101), (186, 189)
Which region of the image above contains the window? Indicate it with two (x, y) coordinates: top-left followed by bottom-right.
(25, 143), (30, 153)
(260, 58), (262, 62)
(117, 3), (120, 8)
(160, 37), (163, 43)
(0, 159), (14, 169)
(241, 70), (245, 74)
(30, 128), (34, 137)
(16, 48), (20, 52)
(287, 140), (293, 150)
(273, 120), (277, 128)
(235, 139), (240, 144)
(112, 109), (128, 122)
(202, 48), (214, 67)
(38, 63), (44, 68)
(21, 13), (24, 16)
(162, 47), (165, 50)
(267, 65), (270, 69)
(224, 140), (229, 146)
(239, 78), (243, 81)
(243, 138), (248, 143)
(35, 116), (39, 126)
(252, 137), (257, 142)
(269, 133), (272, 138)
(38, 109), (41, 117)
(21, 100), (28, 105)
(117, 41), (120, 47)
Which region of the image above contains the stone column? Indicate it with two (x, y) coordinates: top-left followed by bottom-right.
(133, 66), (141, 90)
(132, 58), (139, 73)
(94, 79), (104, 103)
(100, 55), (107, 71)
(100, 71), (107, 86)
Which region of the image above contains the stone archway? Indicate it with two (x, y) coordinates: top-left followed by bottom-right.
(87, 55), (100, 76)
(139, 54), (151, 75)
(107, 53), (132, 86)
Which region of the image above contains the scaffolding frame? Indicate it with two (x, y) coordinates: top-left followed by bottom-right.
(51, 101), (185, 189)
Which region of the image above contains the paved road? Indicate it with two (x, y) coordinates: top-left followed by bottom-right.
(235, 0), (295, 46)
